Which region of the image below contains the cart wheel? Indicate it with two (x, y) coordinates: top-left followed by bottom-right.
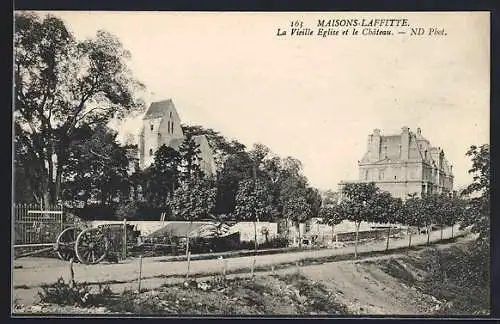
(56, 227), (78, 262)
(75, 227), (110, 265)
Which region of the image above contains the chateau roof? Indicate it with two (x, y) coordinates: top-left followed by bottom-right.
(143, 99), (175, 120)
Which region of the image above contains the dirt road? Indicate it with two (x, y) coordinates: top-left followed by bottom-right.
(13, 226), (463, 305)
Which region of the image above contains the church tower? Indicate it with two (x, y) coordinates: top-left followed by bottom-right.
(138, 99), (184, 169)
(138, 99), (217, 176)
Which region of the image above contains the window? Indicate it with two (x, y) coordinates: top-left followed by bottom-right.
(170, 111), (172, 118)
(365, 170), (369, 180)
(167, 121), (170, 133)
(150, 124), (154, 131)
(149, 149), (153, 156)
(379, 171), (384, 180)
(171, 121), (174, 133)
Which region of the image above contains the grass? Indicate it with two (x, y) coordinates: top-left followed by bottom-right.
(37, 277), (113, 307)
(375, 239), (490, 315)
(103, 273), (349, 315)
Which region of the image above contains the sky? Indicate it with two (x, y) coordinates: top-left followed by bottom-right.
(31, 11), (490, 191)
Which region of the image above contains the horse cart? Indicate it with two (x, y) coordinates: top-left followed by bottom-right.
(15, 223), (139, 265)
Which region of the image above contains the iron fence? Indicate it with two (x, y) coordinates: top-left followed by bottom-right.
(13, 203), (67, 245)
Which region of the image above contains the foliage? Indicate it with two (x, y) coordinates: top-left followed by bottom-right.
(319, 204), (344, 228)
(338, 182), (381, 224)
(372, 191), (403, 225)
(61, 124), (131, 207)
(402, 195), (425, 228)
(141, 145), (181, 208)
(181, 124), (247, 171)
(215, 150), (254, 215)
(233, 178), (274, 223)
(115, 201), (139, 221)
(38, 277), (112, 307)
(283, 196), (313, 227)
(168, 176), (217, 222)
(14, 12), (144, 206)
(460, 144), (490, 240)
(178, 132), (204, 181)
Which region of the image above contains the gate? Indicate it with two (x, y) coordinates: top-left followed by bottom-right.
(14, 204), (64, 245)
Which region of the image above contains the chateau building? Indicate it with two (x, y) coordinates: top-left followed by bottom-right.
(138, 99), (217, 176)
(339, 126), (454, 199)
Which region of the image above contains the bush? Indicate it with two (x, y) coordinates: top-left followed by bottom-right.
(38, 277), (113, 307)
(259, 236), (289, 249)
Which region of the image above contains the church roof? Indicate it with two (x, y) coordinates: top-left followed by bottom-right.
(168, 138), (184, 150)
(143, 99), (175, 120)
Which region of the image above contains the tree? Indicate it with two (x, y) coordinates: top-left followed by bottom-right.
(402, 195), (423, 248)
(142, 145), (181, 208)
(305, 187), (323, 219)
(373, 192), (403, 251)
(448, 195), (467, 238)
(61, 124), (130, 207)
(14, 12), (144, 207)
(460, 144), (490, 241)
(338, 182), (381, 258)
(322, 190), (340, 206)
(178, 132), (204, 181)
(319, 204), (344, 243)
(283, 196), (312, 248)
(233, 178), (273, 251)
(420, 193), (440, 245)
(233, 176), (273, 277)
(435, 193), (455, 240)
(168, 176), (216, 261)
(215, 150), (253, 215)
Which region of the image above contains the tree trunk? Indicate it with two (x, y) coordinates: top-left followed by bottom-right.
(297, 222), (302, 248)
(385, 224), (391, 251)
(451, 225), (454, 238)
(54, 151), (66, 204)
(331, 225), (335, 243)
(253, 221), (258, 251)
(440, 226), (443, 240)
(427, 223), (431, 245)
(354, 221), (361, 259)
(406, 226), (411, 248)
(186, 221), (192, 278)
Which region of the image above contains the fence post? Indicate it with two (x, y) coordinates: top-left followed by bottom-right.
(186, 251), (191, 279)
(122, 218), (127, 260)
(137, 255), (143, 292)
(69, 258), (75, 288)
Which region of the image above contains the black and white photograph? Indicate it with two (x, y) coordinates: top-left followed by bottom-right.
(12, 11), (490, 316)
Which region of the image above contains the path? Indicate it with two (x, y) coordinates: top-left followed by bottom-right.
(13, 226), (463, 288)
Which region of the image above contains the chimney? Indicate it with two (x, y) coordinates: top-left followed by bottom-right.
(401, 126), (409, 161)
(371, 129), (381, 161)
